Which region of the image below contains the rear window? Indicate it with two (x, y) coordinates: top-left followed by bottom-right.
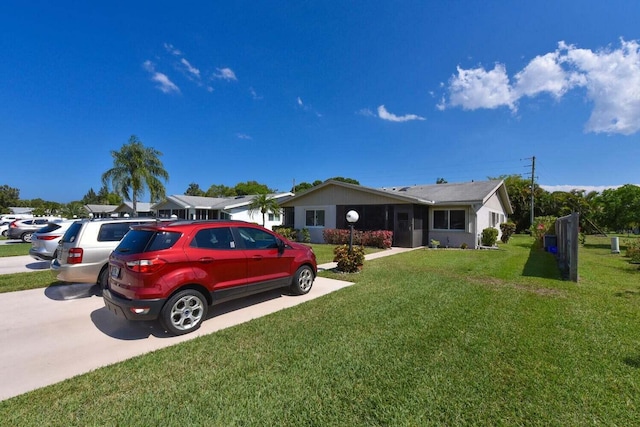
(36, 223), (61, 234)
(61, 222), (83, 243)
(114, 230), (181, 254)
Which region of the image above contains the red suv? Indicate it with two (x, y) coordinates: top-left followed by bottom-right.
(103, 220), (316, 335)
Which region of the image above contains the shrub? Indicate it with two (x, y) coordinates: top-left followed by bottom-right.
(530, 216), (557, 248)
(323, 229), (393, 249)
(625, 239), (640, 263)
(333, 245), (365, 273)
(273, 227), (297, 241)
(499, 222), (516, 243)
(301, 228), (311, 243)
(460, 242), (468, 249)
(430, 239), (440, 248)
(481, 227), (499, 247)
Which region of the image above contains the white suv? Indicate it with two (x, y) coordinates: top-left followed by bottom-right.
(51, 217), (162, 288)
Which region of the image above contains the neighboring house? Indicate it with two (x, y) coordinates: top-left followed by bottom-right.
(84, 204), (118, 218)
(113, 202), (154, 217)
(152, 193), (293, 230)
(8, 207), (34, 215)
(280, 179), (513, 248)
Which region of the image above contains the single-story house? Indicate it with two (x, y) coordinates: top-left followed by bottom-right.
(280, 179), (513, 248)
(113, 202), (154, 217)
(152, 193), (293, 229)
(84, 204), (118, 218)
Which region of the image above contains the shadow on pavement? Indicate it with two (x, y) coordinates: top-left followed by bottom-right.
(26, 260), (51, 270)
(91, 288), (287, 340)
(45, 283), (101, 300)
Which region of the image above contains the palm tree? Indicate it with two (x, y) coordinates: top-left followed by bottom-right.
(248, 193), (281, 226)
(102, 135), (169, 217)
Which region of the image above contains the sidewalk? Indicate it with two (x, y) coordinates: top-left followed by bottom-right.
(317, 246), (422, 271)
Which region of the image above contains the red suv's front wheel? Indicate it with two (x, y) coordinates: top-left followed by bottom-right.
(160, 289), (208, 335)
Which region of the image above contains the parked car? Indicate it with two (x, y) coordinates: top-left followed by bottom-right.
(29, 220), (76, 261)
(0, 222), (9, 237)
(103, 220), (317, 335)
(7, 217), (66, 242)
(51, 217), (162, 288)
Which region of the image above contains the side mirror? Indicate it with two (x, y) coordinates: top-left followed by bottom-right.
(276, 238), (285, 253)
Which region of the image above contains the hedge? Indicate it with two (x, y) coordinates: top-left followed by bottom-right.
(323, 229), (393, 249)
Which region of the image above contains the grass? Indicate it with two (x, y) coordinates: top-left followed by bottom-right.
(0, 240), (30, 257)
(1, 235), (640, 425)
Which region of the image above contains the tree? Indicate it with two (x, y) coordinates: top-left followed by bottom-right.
(436, 178), (448, 184)
(234, 181), (274, 196)
(594, 184), (640, 232)
(205, 184), (236, 197)
(292, 182), (314, 193)
(328, 177), (360, 185)
(185, 182), (205, 196)
(0, 185), (20, 213)
(102, 135), (169, 217)
(248, 194), (282, 226)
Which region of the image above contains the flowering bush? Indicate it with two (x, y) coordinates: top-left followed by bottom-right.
(333, 245), (365, 273)
(323, 229), (393, 249)
(530, 216), (557, 248)
(625, 239), (640, 263)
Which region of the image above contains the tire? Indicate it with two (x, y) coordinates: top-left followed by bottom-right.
(159, 289), (208, 336)
(1, 230), (6, 237)
(21, 232), (33, 243)
(290, 265), (314, 295)
(98, 267), (109, 290)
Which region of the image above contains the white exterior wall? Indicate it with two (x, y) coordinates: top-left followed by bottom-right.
(293, 205), (336, 243)
(429, 206), (476, 248)
(227, 208), (284, 230)
(476, 192), (508, 245)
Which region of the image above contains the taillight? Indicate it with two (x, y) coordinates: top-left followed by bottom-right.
(67, 248), (83, 264)
(38, 236), (59, 241)
(126, 259), (166, 273)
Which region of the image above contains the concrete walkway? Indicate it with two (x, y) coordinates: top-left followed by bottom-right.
(0, 246), (420, 401)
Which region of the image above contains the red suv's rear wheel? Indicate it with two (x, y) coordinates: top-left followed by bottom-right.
(160, 289), (208, 335)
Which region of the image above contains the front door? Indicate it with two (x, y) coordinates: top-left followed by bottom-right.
(394, 207), (412, 247)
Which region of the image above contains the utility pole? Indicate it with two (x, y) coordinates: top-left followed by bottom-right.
(531, 156), (536, 225)
(527, 156), (536, 227)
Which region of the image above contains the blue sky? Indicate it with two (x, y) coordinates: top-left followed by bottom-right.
(3, 1), (640, 203)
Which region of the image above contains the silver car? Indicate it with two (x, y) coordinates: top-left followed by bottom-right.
(51, 217), (161, 288)
(7, 217), (66, 242)
(29, 220), (76, 261)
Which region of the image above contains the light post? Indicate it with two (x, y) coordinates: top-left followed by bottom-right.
(346, 210), (359, 253)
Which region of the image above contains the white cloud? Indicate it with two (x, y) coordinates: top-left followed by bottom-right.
(163, 43), (181, 56)
(540, 184), (624, 193)
(180, 58), (200, 79)
(236, 133), (253, 140)
(142, 61), (180, 94)
(447, 64), (515, 110)
(213, 67), (237, 81)
(296, 97), (322, 117)
(357, 108), (376, 117)
(377, 105), (425, 122)
(442, 39), (640, 135)
(249, 87), (262, 100)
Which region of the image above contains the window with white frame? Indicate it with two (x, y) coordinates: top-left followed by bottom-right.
(268, 213), (281, 222)
(305, 209), (325, 227)
(433, 209), (466, 230)
(489, 211), (503, 227)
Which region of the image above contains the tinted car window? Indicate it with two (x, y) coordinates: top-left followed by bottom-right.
(97, 223), (137, 242)
(114, 230), (181, 254)
(237, 227), (279, 249)
(37, 223), (62, 234)
(61, 222), (83, 243)
(191, 227), (235, 250)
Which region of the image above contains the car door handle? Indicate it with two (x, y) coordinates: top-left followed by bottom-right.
(252, 255), (263, 261)
(199, 257), (215, 263)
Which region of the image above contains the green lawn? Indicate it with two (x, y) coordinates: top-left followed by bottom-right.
(0, 235), (639, 425)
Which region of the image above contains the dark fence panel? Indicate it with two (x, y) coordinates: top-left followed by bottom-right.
(555, 212), (579, 282)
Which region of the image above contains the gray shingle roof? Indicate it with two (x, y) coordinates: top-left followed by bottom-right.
(383, 180), (505, 204)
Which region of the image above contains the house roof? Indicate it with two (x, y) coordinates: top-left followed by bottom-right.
(283, 179), (513, 214)
(9, 207), (34, 214)
(114, 202), (153, 213)
(153, 193), (294, 211)
(384, 180), (512, 212)
(84, 204), (118, 214)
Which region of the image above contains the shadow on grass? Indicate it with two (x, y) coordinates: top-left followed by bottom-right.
(623, 355), (640, 368)
(522, 243), (563, 280)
